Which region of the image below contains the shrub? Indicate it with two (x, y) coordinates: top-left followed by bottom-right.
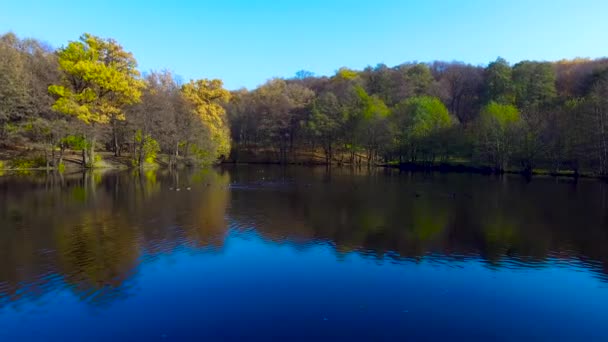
(10, 156), (45, 169)
(133, 130), (160, 167)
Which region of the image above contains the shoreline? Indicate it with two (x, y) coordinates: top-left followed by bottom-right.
(1, 151), (606, 180)
(221, 160), (607, 180)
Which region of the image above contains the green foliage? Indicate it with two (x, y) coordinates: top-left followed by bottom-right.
(480, 102), (520, 128)
(512, 61), (556, 110)
(484, 57), (515, 104)
(57, 162), (66, 173)
(476, 102), (521, 170)
(191, 145), (213, 164)
(4, 123), (19, 134)
(391, 96), (453, 162)
(308, 92), (344, 151)
(397, 96), (452, 139)
(356, 86), (390, 119)
(10, 156), (46, 169)
(62, 135), (89, 150)
(133, 130), (160, 166)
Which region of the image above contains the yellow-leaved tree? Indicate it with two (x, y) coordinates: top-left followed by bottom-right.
(48, 33), (145, 166)
(181, 79), (232, 161)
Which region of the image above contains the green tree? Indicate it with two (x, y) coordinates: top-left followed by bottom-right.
(476, 102), (521, 170)
(512, 61), (557, 111)
(362, 63), (394, 105)
(585, 69), (608, 174)
(308, 91), (344, 164)
(392, 96), (453, 162)
(510, 61), (556, 173)
(484, 57), (515, 105)
(355, 86), (391, 165)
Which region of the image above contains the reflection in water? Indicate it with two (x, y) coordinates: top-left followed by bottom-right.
(227, 166), (608, 277)
(0, 169), (231, 307)
(0, 166), (607, 322)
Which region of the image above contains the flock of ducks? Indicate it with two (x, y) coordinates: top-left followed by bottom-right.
(167, 183), (470, 199)
(168, 183), (231, 191)
(169, 187), (191, 191)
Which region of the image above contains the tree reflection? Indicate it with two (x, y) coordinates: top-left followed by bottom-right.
(226, 166), (608, 276)
(55, 210), (139, 304)
(0, 166), (607, 308)
(0, 168), (231, 306)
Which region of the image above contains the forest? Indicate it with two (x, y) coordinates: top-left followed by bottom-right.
(2, 31), (608, 176)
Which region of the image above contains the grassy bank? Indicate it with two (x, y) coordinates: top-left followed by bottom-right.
(0, 147), (198, 173)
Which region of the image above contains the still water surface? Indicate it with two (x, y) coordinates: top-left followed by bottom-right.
(1, 166), (607, 340)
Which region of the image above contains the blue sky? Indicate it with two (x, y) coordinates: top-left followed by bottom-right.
(1, 0), (607, 89)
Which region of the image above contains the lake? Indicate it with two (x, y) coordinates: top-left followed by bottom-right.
(1, 165), (607, 340)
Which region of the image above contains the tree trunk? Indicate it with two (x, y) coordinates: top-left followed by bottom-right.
(45, 147), (50, 169)
(59, 146), (65, 167)
(50, 144), (55, 168)
(88, 135), (97, 168)
(112, 120), (120, 157)
(170, 141), (179, 169)
(138, 141), (144, 168)
(82, 148), (89, 167)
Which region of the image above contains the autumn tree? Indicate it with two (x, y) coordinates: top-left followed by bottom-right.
(0, 33), (29, 141)
(49, 33), (145, 166)
(181, 79), (232, 161)
(249, 79), (314, 163)
(432, 61), (484, 124)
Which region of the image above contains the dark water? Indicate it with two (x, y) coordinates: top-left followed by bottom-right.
(1, 166), (607, 341)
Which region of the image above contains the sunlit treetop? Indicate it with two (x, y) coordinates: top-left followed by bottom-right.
(48, 33), (145, 124)
(181, 79), (232, 156)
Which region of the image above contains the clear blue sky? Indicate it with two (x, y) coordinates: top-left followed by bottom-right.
(1, 0), (607, 90)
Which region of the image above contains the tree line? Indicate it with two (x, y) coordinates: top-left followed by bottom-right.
(2, 31), (608, 175)
(227, 58), (608, 175)
(0, 32), (231, 169)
